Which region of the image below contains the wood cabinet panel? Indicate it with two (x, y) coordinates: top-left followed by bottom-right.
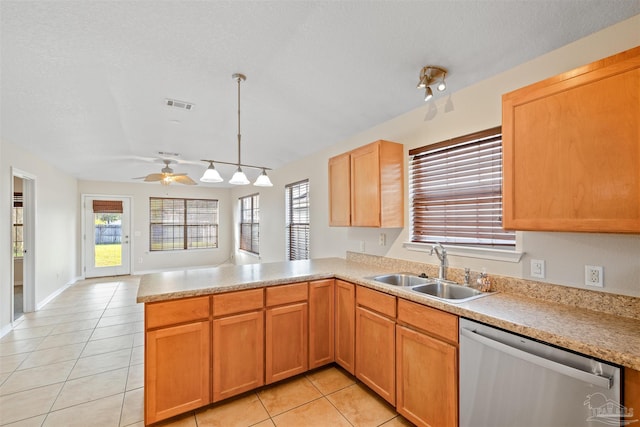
(626, 367), (640, 416)
(265, 302), (308, 384)
(146, 296), (210, 329)
(212, 310), (264, 402)
(396, 325), (458, 427)
(328, 140), (404, 227)
(266, 282), (308, 306)
(328, 153), (351, 226)
(355, 306), (396, 405)
(356, 285), (396, 318)
(502, 46), (640, 232)
(335, 280), (355, 374)
(213, 288), (263, 316)
(309, 279), (335, 369)
(145, 321), (210, 424)
(397, 299), (457, 344)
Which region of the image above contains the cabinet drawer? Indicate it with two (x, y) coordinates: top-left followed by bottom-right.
(397, 299), (458, 344)
(356, 286), (396, 318)
(266, 282), (308, 307)
(213, 288), (264, 317)
(146, 296), (210, 330)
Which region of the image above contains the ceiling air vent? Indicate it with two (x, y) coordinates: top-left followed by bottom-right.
(165, 98), (194, 110)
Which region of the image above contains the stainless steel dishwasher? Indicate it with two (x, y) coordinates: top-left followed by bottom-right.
(460, 318), (624, 427)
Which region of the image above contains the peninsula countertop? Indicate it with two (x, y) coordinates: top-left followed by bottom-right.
(137, 257), (640, 370)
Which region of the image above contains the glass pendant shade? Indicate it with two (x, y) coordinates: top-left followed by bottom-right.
(229, 167), (250, 185)
(254, 169), (273, 187)
(200, 163), (223, 182)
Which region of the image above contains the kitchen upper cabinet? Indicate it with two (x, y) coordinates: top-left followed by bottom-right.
(212, 289), (264, 402)
(309, 279), (335, 369)
(396, 299), (458, 427)
(265, 283), (309, 384)
(145, 296), (211, 425)
(335, 279), (356, 374)
(502, 46), (640, 233)
(355, 286), (396, 405)
(328, 153), (351, 226)
(329, 140), (404, 227)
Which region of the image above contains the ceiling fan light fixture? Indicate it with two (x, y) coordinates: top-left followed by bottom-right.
(229, 167), (250, 185)
(200, 162), (223, 183)
(254, 169), (273, 187)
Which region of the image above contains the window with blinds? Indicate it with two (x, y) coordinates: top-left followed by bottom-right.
(286, 179), (310, 260)
(239, 194), (259, 254)
(409, 126), (515, 247)
(149, 198), (218, 251)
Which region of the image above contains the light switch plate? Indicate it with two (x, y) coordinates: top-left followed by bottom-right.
(531, 259), (545, 279)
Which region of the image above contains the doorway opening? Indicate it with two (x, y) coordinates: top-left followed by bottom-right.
(11, 169), (36, 323)
(83, 196), (131, 278)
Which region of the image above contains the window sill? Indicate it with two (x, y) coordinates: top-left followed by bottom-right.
(403, 242), (524, 263)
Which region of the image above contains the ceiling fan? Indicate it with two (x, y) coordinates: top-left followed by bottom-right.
(134, 159), (196, 185)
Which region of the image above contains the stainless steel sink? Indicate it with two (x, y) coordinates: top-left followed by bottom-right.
(367, 273), (430, 287)
(368, 273), (494, 303)
(410, 281), (486, 302)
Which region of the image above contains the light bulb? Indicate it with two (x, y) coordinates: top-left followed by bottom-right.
(424, 86), (433, 102)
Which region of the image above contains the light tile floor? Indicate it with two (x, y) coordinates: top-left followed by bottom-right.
(0, 276), (415, 427)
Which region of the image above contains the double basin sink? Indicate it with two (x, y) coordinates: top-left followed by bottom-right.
(367, 272), (494, 303)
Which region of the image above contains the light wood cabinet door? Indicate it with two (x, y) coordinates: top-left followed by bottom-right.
(309, 279), (335, 369)
(328, 153), (351, 226)
(351, 143), (382, 227)
(396, 325), (458, 427)
(335, 280), (355, 374)
(212, 310), (264, 402)
(502, 46), (640, 233)
(328, 140), (404, 227)
(145, 321), (210, 424)
(265, 302), (309, 384)
(355, 306), (396, 405)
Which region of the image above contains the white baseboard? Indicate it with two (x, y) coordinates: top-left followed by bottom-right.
(36, 281), (75, 311)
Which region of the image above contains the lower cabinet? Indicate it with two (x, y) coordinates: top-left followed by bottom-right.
(309, 279), (335, 368)
(335, 280), (355, 374)
(212, 288), (265, 402)
(396, 299), (458, 427)
(355, 286), (396, 405)
(144, 296), (211, 425)
(626, 368), (640, 416)
(265, 283), (309, 384)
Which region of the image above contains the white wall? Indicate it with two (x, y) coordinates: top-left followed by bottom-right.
(1, 140), (79, 334)
(235, 15), (640, 297)
(78, 180), (234, 273)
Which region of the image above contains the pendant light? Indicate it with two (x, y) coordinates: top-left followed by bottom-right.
(200, 73), (273, 186)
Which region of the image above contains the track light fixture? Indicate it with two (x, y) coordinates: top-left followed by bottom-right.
(200, 73), (273, 187)
(417, 66), (447, 101)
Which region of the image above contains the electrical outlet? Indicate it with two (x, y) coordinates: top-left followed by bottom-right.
(359, 241), (366, 253)
(585, 265), (604, 287)
(379, 233), (386, 246)
(530, 259), (545, 279)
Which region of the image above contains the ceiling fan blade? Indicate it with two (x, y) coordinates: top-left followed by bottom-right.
(172, 173), (188, 176)
(173, 175), (197, 185)
(144, 173), (164, 182)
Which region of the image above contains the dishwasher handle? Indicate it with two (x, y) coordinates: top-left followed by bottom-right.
(460, 327), (613, 389)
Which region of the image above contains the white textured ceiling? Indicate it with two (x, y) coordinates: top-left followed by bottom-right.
(1, 1), (639, 185)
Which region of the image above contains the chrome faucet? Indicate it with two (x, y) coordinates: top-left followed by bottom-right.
(430, 243), (447, 280)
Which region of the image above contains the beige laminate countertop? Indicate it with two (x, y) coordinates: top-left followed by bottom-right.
(137, 257), (640, 370)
